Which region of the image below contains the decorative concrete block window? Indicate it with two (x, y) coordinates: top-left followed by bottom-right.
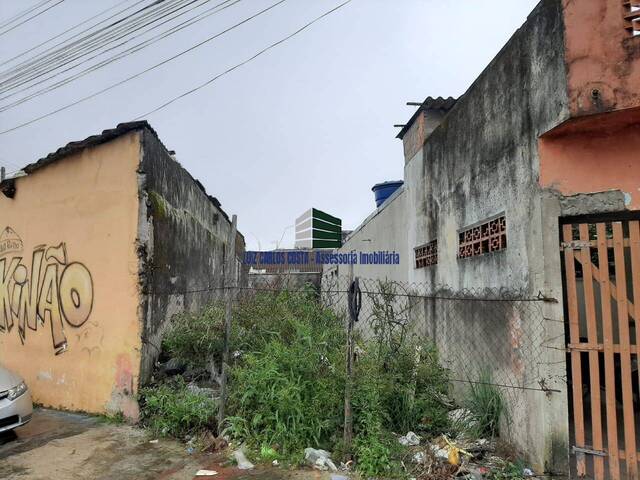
(458, 215), (507, 258)
(624, 0), (640, 36)
(415, 240), (437, 268)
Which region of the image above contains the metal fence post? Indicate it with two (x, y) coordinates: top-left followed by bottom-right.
(344, 274), (361, 457)
(217, 214), (237, 435)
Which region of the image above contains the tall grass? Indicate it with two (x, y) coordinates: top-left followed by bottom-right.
(464, 369), (505, 439)
(225, 291), (346, 455)
(140, 378), (217, 438)
(145, 287), (454, 476)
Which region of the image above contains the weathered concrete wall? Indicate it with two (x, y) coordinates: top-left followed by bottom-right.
(137, 130), (244, 383)
(407, 0), (569, 290)
(403, 0), (570, 472)
(0, 133), (142, 418)
(326, 186), (408, 283)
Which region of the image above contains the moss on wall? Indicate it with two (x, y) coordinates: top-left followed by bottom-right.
(148, 190), (168, 220)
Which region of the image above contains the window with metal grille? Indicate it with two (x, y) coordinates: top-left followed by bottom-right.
(458, 216), (507, 259)
(415, 240), (437, 268)
(624, 0), (640, 36)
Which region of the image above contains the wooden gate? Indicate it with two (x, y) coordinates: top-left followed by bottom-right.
(562, 216), (640, 479)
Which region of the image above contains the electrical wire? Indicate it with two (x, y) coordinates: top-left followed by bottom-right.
(0, 0), (53, 31)
(0, 0), (289, 135)
(0, 0), (151, 72)
(0, 0), (66, 38)
(135, 0), (352, 119)
(0, 0), (142, 67)
(0, 0), (188, 87)
(0, 0), (238, 106)
(1, 0), (210, 91)
(0, 0), (241, 110)
(0, 0), (170, 84)
(0, 0), (353, 136)
(0, 1), (191, 94)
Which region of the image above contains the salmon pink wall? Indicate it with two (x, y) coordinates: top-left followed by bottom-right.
(539, 122), (640, 209)
(562, 0), (640, 115)
(0, 133), (142, 418)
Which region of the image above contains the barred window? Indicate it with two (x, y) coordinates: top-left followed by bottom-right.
(624, 0), (640, 36)
(415, 240), (437, 268)
(458, 216), (506, 259)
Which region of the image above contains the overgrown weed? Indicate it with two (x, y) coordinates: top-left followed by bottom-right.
(142, 285), (487, 477)
(161, 304), (226, 371)
(139, 378), (217, 438)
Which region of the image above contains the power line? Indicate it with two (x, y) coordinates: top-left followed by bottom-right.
(0, 0), (66, 39)
(0, 0), (140, 67)
(0, 0), (200, 95)
(0, 0), (353, 135)
(0, 0), (241, 110)
(0, 0), (290, 135)
(0, 0), (185, 88)
(0, 0), (53, 31)
(0, 158), (20, 170)
(0, 0), (165, 84)
(1, 0), (228, 92)
(135, 0), (353, 119)
(0, 0), (231, 99)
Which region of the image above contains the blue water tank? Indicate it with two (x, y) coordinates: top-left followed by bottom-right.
(372, 180), (404, 208)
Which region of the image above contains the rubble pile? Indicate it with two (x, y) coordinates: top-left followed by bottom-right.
(401, 432), (534, 480)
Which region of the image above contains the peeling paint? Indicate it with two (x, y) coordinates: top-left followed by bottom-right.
(556, 190), (628, 216)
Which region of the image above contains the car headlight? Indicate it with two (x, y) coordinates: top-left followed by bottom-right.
(7, 381), (27, 401)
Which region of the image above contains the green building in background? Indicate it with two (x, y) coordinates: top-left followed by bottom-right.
(295, 208), (342, 249)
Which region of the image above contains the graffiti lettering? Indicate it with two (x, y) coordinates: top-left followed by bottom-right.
(0, 227), (94, 354)
(0, 227), (22, 256)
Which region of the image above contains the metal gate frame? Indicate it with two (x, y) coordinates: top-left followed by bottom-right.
(561, 214), (640, 479)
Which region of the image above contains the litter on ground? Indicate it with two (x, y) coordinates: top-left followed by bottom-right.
(304, 447), (338, 471)
(232, 448), (255, 470)
(398, 431), (421, 446)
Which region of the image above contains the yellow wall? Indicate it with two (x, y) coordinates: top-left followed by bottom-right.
(0, 132), (142, 418)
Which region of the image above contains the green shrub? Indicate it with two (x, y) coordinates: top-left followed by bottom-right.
(352, 356), (399, 477)
(162, 304), (225, 370)
(232, 288), (338, 353)
(379, 342), (451, 436)
(155, 286), (454, 477)
(140, 378), (217, 438)
(353, 433), (397, 478)
(224, 291), (345, 458)
(350, 340), (449, 476)
(99, 411), (125, 425)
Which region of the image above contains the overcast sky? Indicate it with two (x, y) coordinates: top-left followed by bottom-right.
(0, 0), (540, 250)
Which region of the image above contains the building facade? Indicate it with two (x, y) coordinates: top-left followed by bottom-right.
(327, 0), (640, 476)
(0, 121), (243, 419)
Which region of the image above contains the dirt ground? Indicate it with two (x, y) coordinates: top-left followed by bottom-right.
(0, 409), (328, 480)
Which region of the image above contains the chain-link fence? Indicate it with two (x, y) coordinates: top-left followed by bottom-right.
(318, 274), (560, 445)
(320, 275), (550, 387)
(225, 272), (559, 447)
(155, 270), (560, 457)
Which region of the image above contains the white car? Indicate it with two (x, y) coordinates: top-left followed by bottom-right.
(0, 366), (33, 433)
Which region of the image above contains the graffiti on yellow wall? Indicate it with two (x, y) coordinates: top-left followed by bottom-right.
(0, 226), (94, 355)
